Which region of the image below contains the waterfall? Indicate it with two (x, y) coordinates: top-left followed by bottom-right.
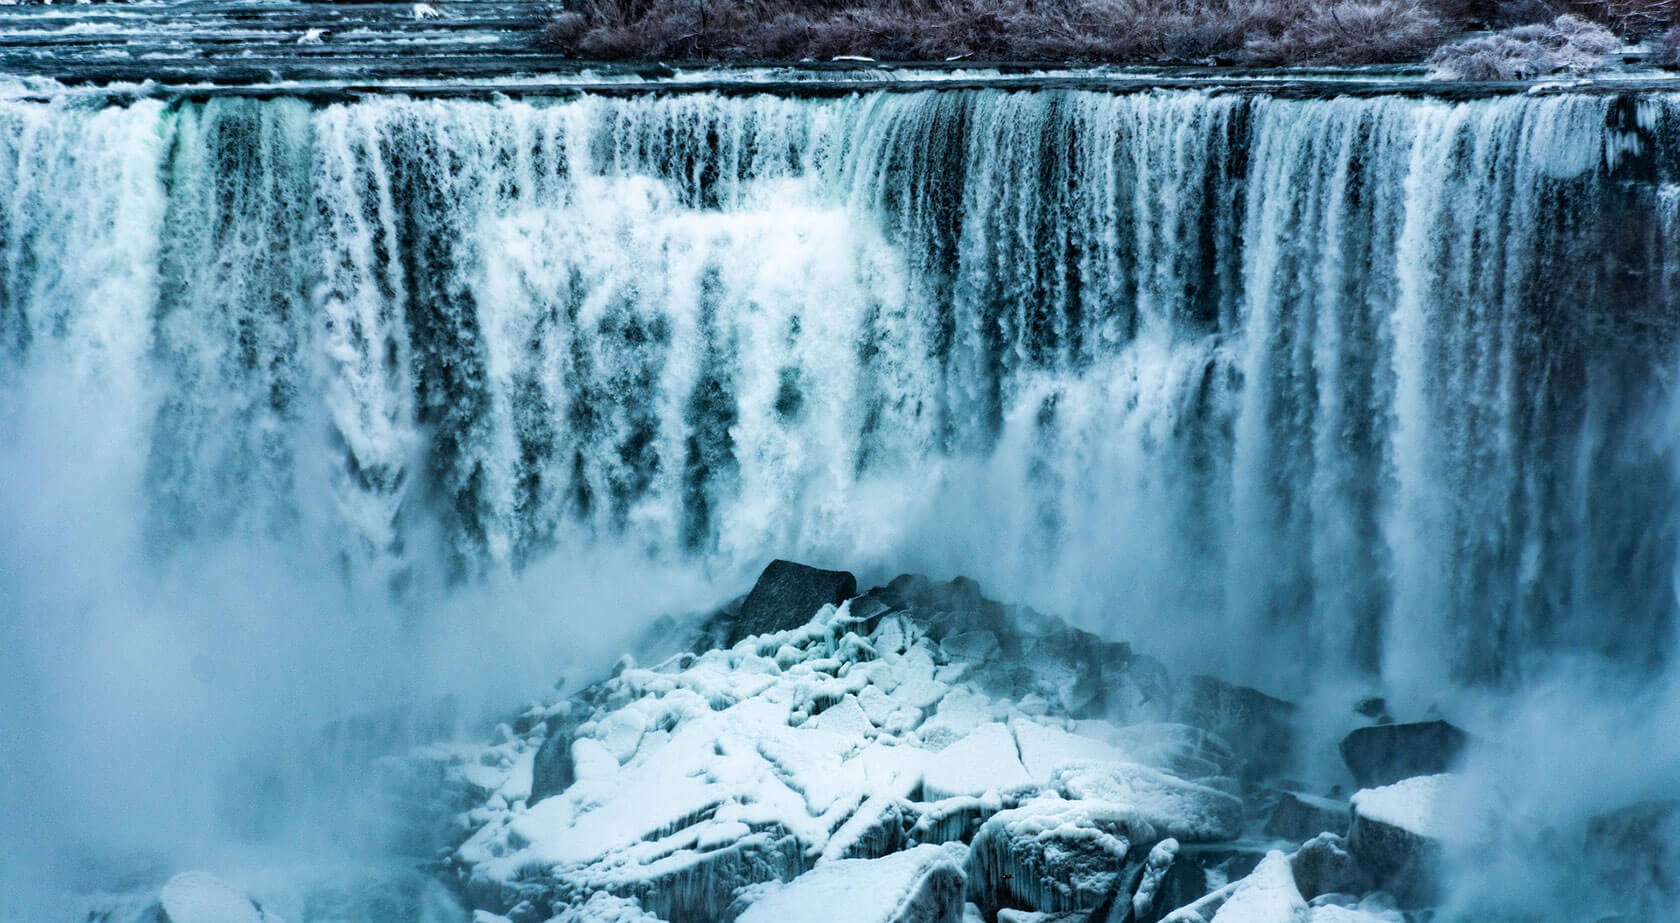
(2, 88), (1676, 696)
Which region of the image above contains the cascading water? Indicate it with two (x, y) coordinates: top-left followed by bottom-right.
(6, 89), (1674, 689)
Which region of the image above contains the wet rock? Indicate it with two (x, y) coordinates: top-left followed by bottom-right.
(1338, 720), (1468, 788)
(1353, 697), (1389, 721)
(528, 724), (575, 804)
(1265, 791), (1349, 841)
(1170, 675), (1297, 781)
(1288, 833), (1371, 900)
(732, 559), (858, 644)
(1584, 799), (1680, 919)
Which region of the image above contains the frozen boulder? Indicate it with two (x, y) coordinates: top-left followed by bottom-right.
(1288, 833), (1371, 901)
(1264, 791), (1349, 842)
(965, 797), (1149, 917)
(1209, 851), (1307, 922)
(732, 560), (858, 644)
(1170, 675), (1297, 781)
(158, 872), (270, 923)
(1050, 761), (1243, 842)
(739, 843), (968, 923)
(1347, 774), (1461, 906)
(1584, 799), (1680, 919)
(1338, 720), (1468, 788)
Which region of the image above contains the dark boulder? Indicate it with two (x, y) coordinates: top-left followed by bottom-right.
(1339, 720), (1469, 788)
(1347, 781), (1447, 908)
(1585, 799), (1680, 919)
(1170, 674), (1298, 781)
(730, 560), (858, 644)
(1265, 790), (1350, 841)
(1289, 832), (1372, 900)
(530, 725), (575, 805)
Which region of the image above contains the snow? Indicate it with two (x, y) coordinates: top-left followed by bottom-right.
(737, 843), (967, 923)
(1011, 718), (1130, 779)
(1210, 851), (1307, 923)
(158, 872), (266, 923)
(548, 892), (663, 922)
(1050, 760), (1244, 841)
(1308, 906), (1404, 922)
(1349, 773), (1463, 840)
(921, 723), (1035, 801)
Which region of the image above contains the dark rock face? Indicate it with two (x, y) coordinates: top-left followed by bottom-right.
(1170, 674), (1298, 781)
(1339, 720), (1468, 788)
(1585, 799), (1680, 919)
(730, 559), (858, 644)
(1135, 853), (1212, 923)
(1347, 805), (1440, 907)
(1265, 791), (1350, 841)
(1289, 833), (1372, 900)
(529, 725), (575, 805)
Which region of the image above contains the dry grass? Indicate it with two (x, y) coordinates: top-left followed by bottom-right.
(1427, 14), (1618, 78)
(541, 0), (1663, 65)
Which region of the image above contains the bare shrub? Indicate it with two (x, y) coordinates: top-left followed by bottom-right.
(1426, 13), (1618, 78)
(539, 0), (1655, 65)
(1239, 0), (1451, 65)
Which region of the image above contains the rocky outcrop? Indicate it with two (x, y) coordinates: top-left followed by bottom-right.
(1338, 721), (1468, 788)
(1170, 676), (1298, 781)
(1265, 792), (1349, 842)
(437, 563), (1493, 923)
(731, 559), (859, 644)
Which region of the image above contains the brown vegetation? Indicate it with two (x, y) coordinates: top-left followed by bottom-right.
(542, 0), (1670, 67)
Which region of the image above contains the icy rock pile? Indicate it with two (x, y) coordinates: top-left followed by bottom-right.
(437, 562), (1469, 922)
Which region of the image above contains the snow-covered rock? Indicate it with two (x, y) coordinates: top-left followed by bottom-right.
(737, 843), (968, 923)
(1347, 774), (1464, 906)
(437, 566), (1384, 922)
(1050, 761), (1244, 842)
(731, 559), (858, 644)
(158, 872), (272, 923)
(1209, 851), (1307, 922)
(966, 796), (1144, 916)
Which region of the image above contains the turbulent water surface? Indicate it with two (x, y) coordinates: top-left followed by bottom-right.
(3, 81), (1680, 918)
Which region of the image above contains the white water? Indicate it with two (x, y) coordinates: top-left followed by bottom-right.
(1, 86), (1677, 916)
